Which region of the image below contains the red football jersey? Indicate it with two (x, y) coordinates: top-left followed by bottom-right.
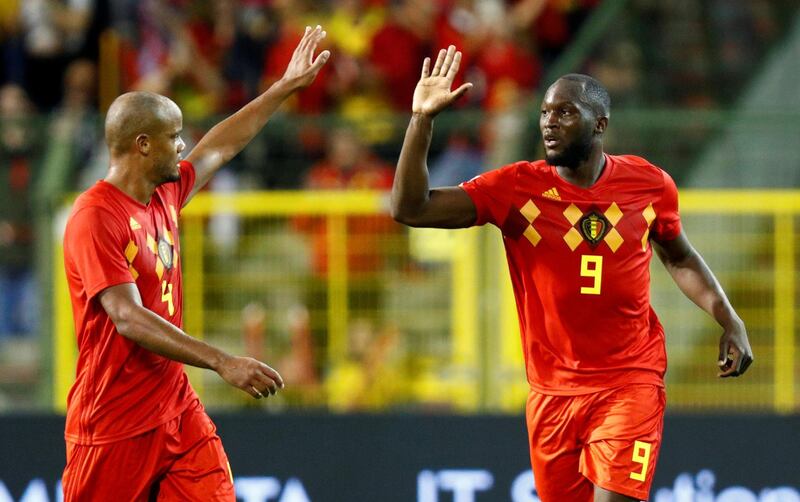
(63, 161), (199, 444)
(461, 154), (681, 394)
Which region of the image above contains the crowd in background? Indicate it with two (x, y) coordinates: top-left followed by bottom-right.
(1, 0), (788, 196)
(0, 0), (794, 410)
(0, 0), (598, 351)
(1, 0), (600, 113)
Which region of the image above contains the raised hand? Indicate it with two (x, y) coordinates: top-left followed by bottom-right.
(413, 45), (473, 117)
(216, 355), (285, 399)
(281, 25), (331, 91)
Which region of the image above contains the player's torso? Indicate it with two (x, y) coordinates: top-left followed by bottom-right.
(64, 178), (197, 444)
(500, 157), (666, 344)
(121, 192), (184, 325)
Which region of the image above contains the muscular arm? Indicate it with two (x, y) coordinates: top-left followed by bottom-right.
(184, 26), (330, 203)
(391, 114), (476, 228)
(99, 283), (283, 398)
(390, 45), (476, 229)
(652, 230), (753, 377)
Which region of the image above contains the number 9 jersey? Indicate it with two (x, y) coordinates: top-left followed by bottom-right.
(460, 154), (681, 395)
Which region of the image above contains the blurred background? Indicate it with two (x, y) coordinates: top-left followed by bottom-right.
(0, 0), (799, 499)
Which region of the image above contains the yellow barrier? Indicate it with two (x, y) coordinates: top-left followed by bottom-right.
(52, 190), (798, 413)
(53, 238), (73, 414)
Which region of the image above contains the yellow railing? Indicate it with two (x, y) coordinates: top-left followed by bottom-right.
(680, 191), (797, 413)
(53, 190), (799, 413)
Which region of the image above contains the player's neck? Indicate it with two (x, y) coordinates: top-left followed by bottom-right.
(555, 148), (606, 189)
(105, 162), (156, 206)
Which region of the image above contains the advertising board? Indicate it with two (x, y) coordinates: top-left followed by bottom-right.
(1, 415), (797, 501)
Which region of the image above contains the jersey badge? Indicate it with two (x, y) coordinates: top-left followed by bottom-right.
(578, 211), (610, 245)
(157, 237), (174, 270)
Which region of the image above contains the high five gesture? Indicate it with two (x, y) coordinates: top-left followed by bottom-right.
(413, 45), (473, 117)
(186, 26), (331, 201)
(281, 25), (331, 89)
(391, 45), (477, 229)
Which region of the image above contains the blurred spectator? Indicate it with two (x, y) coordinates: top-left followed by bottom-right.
(294, 127), (401, 401)
(206, 168), (241, 256)
(474, 22), (541, 110)
(325, 319), (404, 412)
(481, 84), (529, 167)
(22, 0), (95, 58)
(319, 1), (395, 144)
(242, 301), (321, 407)
(431, 0), (482, 106)
(303, 123), (393, 190)
(707, 0), (778, 103)
(130, 0), (226, 121)
(297, 126), (396, 276)
(0, 0), (25, 85)
(337, 70), (396, 146)
(0, 84), (39, 343)
(327, 0), (386, 59)
(260, 2), (332, 114)
(368, 0), (434, 111)
(19, 0), (103, 110)
(39, 59), (99, 198)
(222, 2), (279, 109)
(510, 0), (598, 64)
(280, 304), (320, 391)
(429, 129), (484, 187)
(586, 38), (643, 107)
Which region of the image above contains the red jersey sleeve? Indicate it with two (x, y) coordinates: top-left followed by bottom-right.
(65, 206), (134, 300)
(175, 160), (197, 209)
(459, 164), (518, 227)
(652, 169), (681, 241)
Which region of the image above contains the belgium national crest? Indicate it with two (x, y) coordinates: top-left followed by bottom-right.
(157, 237), (174, 270)
(578, 211), (610, 245)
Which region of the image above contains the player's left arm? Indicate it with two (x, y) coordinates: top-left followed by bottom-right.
(183, 25), (330, 204)
(652, 230), (754, 377)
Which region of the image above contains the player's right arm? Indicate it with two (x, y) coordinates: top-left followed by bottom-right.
(391, 45), (476, 229)
(99, 283), (282, 399)
(652, 232), (753, 377)
(649, 170), (753, 378)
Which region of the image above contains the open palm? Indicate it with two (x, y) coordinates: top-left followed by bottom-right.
(413, 45), (472, 117)
(282, 25), (331, 90)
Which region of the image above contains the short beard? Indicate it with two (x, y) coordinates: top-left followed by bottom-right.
(545, 133), (593, 169)
(157, 164), (181, 185)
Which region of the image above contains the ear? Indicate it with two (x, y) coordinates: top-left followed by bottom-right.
(595, 116), (608, 135)
(136, 134), (150, 155)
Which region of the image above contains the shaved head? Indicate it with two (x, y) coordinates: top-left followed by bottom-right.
(105, 92), (181, 155)
(553, 74), (611, 118)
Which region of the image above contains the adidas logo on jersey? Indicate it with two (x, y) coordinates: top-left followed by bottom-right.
(542, 187), (561, 200)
